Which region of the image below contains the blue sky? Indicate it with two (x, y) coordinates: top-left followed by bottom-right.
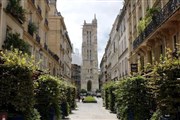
(56, 0), (123, 66)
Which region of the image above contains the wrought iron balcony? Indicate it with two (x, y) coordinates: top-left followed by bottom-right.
(133, 0), (180, 50)
(37, 5), (42, 16)
(45, 18), (48, 26)
(36, 34), (41, 43)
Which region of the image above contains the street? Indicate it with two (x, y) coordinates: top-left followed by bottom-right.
(66, 97), (118, 120)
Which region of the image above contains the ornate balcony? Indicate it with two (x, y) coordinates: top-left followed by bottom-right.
(133, 0), (180, 50)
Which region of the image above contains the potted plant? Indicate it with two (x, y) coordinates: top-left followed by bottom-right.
(28, 22), (37, 36)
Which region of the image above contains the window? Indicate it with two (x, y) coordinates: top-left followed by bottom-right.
(173, 34), (177, 49)
(45, 32), (47, 43)
(90, 50), (91, 59)
(87, 50), (89, 59)
(90, 31), (91, 44)
(114, 42), (116, 53)
(124, 37), (127, 49)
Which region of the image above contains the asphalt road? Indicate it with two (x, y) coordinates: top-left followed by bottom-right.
(66, 97), (118, 120)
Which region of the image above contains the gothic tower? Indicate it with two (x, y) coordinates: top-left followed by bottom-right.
(81, 15), (99, 92)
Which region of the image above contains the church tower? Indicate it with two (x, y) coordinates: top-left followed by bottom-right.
(81, 15), (99, 92)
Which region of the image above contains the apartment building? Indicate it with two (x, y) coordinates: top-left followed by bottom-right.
(0, 0), (72, 80)
(71, 64), (81, 92)
(100, 0), (179, 82)
(99, 54), (107, 83)
(127, 0), (180, 73)
(117, 5), (129, 79)
(100, 6), (130, 82)
(48, 0), (72, 80)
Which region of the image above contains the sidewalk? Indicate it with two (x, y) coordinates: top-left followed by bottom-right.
(66, 97), (118, 120)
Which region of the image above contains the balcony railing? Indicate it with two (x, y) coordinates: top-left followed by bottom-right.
(36, 34), (41, 43)
(133, 0), (180, 50)
(45, 18), (48, 26)
(37, 5), (42, 16)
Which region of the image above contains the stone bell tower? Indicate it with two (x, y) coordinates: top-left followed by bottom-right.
(81, 15), (99, 92)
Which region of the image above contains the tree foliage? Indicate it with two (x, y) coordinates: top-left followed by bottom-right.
(150, 49), (180, 119)
(115, 76), (151, 120)
(6, 0), (26, 23)
(0, 50), (36, 119)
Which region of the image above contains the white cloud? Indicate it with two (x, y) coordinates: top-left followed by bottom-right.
(56, 0), (123, 67)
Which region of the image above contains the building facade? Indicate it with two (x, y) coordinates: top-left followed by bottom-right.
(0, 0), (72, 80)
(100, 0), (179, 82)
(100, 6), (130, 83)
(81, 16), (99, 92)
(48, 0), (72, 80)
(71, 64), (81, 92)
(127, 0), (180, 74)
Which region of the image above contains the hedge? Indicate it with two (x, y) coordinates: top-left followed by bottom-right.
(0, 50), (37, 119)
(0, 49), (77, 120)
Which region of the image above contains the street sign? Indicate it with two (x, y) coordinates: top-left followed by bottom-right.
(131, 64), (138, 72)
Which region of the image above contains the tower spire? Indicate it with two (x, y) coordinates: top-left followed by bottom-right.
(94, 14), (96, 20)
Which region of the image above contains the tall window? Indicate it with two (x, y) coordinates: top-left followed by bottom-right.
(90, 50), (91, 59)
(114, 42), (116, 53)
(45, 32), (47, 43)
(173, 34), (177, 49)
(90, 31), (91, 44)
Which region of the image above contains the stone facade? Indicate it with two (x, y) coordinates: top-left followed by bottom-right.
(71, 64), (81, 92)
(48, 1), (72, 80)
(0, 0), (72, 80)
(100, 0), (180, 82)
(81, 16), (99, 92)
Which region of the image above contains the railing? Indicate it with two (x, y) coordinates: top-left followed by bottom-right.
(37, 5), (42, 16)
(133, 0), (180, 50)
(45, 18), (48, 26)
(36, 34), (41, 43)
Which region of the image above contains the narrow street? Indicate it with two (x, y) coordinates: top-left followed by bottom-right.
(67, 98), (118, 120)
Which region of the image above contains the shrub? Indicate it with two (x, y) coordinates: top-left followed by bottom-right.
(102, 81), (116, 111)
(35, 75), (63, 120)
(82, 96), (97, 103)
(6, 0), (26, 23)
(0, 50), (37, 119)
(151, 49), (180, 119)
(115, 76), (151, 120)
(35, 75), (77, 119)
